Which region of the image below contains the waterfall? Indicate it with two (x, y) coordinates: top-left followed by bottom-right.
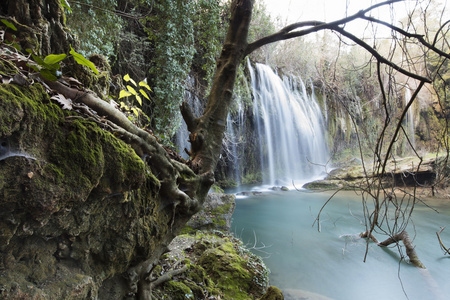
(404, 86), (416, 149)
(249, 63), (329, 186)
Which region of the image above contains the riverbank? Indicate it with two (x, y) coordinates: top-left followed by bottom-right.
(303, 155), (449, 200)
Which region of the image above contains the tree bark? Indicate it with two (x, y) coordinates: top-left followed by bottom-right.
(181, 0), (254, 192)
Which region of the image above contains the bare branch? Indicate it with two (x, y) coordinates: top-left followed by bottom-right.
(245, 0), (434, 83)
(361, 16), (450, 59)
(245, 0), (403, 55)
(436, 227), (450, 255)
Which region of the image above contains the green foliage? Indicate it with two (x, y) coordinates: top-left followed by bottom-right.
(69, 46), (99, 74)
(192, 0), (228, 89)
(66, 0), (123, 58)
(144, 0), (196, 136)
(60, 0), (72, 13)
(1, 19), (17, 31)
(26, 47), (99, 81)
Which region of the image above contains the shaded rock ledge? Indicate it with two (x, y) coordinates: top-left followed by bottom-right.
(303, 156), (449, 198)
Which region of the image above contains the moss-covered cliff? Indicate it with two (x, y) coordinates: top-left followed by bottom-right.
(0, 82), (180, 299)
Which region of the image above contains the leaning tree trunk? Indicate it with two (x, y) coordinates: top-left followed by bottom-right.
(181, 0), (253, 189)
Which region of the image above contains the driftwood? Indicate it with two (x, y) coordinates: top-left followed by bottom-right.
(361, 230), (426, 269)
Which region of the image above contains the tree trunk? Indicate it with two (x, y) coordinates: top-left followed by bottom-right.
(0, 0), (74, 56)
(181, 0), (253, 189)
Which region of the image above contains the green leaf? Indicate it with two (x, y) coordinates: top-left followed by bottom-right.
(126, 85), (138, 96)
(32, 54), (46, 66)
(139, 81), (152, 91)
(1, 19), (17, 31)
(123, 74), (137, 86)
(44, 53), (67, 65)
(27, 64), (40, 73)
(61, 0), (72, 13)
(40, 69), (57, 81)
(119, 90), (132, 99)
(139, 89), (150, 101)
(69, 46), (99, 75)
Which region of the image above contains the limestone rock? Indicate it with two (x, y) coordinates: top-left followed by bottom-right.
(0, 83), (182, 299)
(186, 193), (235, 231)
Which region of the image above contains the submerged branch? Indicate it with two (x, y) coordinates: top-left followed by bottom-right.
(362, 230), (426, 269)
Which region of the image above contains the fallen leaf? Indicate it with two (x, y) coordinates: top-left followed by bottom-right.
(62, 76), (83, 88)
(27, 172), (34, 179)
(1, 76), (12, 84)
(50, 94), (73, 110)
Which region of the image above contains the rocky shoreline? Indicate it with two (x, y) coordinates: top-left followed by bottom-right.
(149, 193), (284, 300)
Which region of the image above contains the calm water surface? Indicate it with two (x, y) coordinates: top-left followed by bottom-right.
(230, 187), (450, 300)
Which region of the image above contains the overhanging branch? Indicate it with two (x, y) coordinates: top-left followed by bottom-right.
(244, 0), (433, 83)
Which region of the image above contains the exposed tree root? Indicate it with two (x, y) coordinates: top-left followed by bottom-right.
(43, 79), (210, 214)
(361, 230), (426, 269)
(43, 79), (209, 298)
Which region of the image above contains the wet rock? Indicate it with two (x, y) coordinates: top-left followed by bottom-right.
(186, 193), (235, 232)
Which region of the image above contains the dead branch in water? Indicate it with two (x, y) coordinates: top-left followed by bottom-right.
(436, 227), (450, 255)
(361, 230), (426, 269)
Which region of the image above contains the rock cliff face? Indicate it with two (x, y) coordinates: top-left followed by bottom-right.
(0, 83), (180, 298)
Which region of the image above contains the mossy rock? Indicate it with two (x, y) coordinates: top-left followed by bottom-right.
(162, 281), (194, 300)
(260, 286), (284, 300)
(153, 231), (270, 300)
(0, 82), (176, 299)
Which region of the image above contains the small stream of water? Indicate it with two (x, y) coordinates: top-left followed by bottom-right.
(231, 188), (450, 300)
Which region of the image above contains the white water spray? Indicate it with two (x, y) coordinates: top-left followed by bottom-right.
(249, 63), (329, 186)
(404, 86), (416, 149)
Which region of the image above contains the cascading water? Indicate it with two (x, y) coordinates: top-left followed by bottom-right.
(404, 86), (416, 149)
(225, 101), (245, 184)
(249, 63), (329, 186)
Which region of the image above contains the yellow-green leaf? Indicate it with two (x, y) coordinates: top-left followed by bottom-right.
(61, 0), (72, 13)
(139, 89), (150, 100)
(44, 53), (67, 65)
(135, 95), (142, 106)
(126, 85), (138, 95)
(131, 107), (139, 118)
(139, 81), (152, 91)
(119, 90), (132, 99)
(123, 74), (137, 86)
